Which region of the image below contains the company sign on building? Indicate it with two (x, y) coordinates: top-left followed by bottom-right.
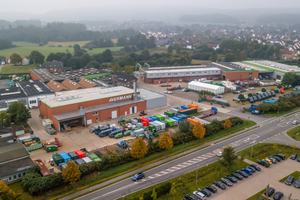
(109, 94), (132, 102)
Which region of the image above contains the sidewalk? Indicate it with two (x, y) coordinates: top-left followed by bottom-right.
(60, 125), (257, 200)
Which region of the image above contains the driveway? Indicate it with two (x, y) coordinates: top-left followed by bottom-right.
(211, 159), (300, 200)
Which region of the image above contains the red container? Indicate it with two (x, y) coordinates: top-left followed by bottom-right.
(142, 121), (148, 126)
(74, 150), (86, 158)
(140, 117), (150, 123)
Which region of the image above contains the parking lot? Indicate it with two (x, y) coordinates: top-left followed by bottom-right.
(212, 158), (300, 200)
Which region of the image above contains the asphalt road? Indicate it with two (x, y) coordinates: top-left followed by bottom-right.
(73, 111), (300, 200)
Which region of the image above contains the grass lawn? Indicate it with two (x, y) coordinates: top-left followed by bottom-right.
(117, 159), (250, 200)
(263, 107), (300, 117)
(88, 46), (124, 54)
(237, 143), (300, 162)
(45, 41), (90, 48)
(286, 125), (300, 141)
(191, 59), (210, 64)
(0, 64), (37, 74)
(10, 120), (255, 200)
(279, 171), (300, 183)
(246, 189), (269, 200)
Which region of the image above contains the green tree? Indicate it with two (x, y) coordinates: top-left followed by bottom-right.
(282, 73), (300, 87)
(275, 46), (281, 60)
(211, 49), (218, 62)
(224, 53), (236, 62)
(73, 44), (81, 53)
(102, 49), (113, 62)
(117, 36), (127, 46)
(85, 61), (101, 69)
(168, 45), (174, 54)
(248, 93), (253, 97)
(151, 188), (157, 200)
(124, 66), (134, 74)
(169, 183), (176, 199)
(112, 63), (122, 72)
(0, 111), (11, 126)
(220, 146), (238, 171)
(238, 94), (245, 100)
(29, 50), (45, 64)
(0, 181), (21, 200)
(261, 88), (266, 92)
(131, 138), (148, 164)
(176, 46), (181, 54)
(141, 49), (150, 60)
(62, 161), (81, 185)
(7, 102), (31, 123)
(10, 53), (22, 65)
(239, 50), (247, 60)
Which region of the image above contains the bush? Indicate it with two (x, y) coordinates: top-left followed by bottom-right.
(130, 182), (172, 200)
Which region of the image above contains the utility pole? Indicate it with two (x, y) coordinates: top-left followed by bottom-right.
(196, 164), (199, 189)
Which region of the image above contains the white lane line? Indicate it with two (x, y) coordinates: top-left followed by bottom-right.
(206, 152), (215, 156)
(165, 169), (174, 172)
(160, 171), (169, 174)
(190, 158), (202, 162)
(172, 167), (181, 170)
(186, 160), (197, 164)
(92, 184), (134, 199)
(177, 164), (186, 168)
(182, 162), (192, 166)
(197, 156), (207, 159)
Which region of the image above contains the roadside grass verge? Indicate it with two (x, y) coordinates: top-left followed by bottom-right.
(279, 171), (300, 183)
(286, 125), (300, 141)
(263, 107), (300, 117)
(10, 120), (255, 200)
(246, 189), (268, 200)
(1, 64), (37, 74)
(237, 143), (300, 162)
(117, 159), (250, 200)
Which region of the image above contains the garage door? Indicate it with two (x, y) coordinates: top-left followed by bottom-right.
(111, 110), (117, 119)
(134, 106), (137, 113)
(87, 119), (92, 125)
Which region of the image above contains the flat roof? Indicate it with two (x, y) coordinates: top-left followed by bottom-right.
(55, 68), (112, 80)
(0, 87), (26, 100)
(243, 60), (300, 73)
(17, 80), (54, 97)
(31, 69), (65, 82)
(138, 88), (166, 100)
(144, 65), (207, 71)
(205, 62), (253, 71)
(145, 67), (221, 74)
(41, 86), (135, 108)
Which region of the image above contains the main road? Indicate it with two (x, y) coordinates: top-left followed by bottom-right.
(72, 111), (300, 200)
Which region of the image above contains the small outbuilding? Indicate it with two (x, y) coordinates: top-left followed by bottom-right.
(188, 81), (225, 95)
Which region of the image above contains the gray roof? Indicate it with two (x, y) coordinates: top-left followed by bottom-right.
(0, 157), (34, 177)
(0, 141), (29, 163)
(42, 60), (63, 68)
(138, 88), (166, 100)
(0, 87), (27, 101)
(17, 80), (54, 97)
(31, 69), (65, 82)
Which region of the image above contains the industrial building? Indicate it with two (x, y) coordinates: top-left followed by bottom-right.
(188, 81), (225, 95)
(39, 85), (147, 131)
(138, 88), (167, 110)
(111, 72), (137, 89)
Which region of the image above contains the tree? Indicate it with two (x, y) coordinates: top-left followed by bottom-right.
(168, 45), (174, 54)
(29, 50), (45, 64)
(169, 183), (176, 199)
(224, 53), (236, 62)
(159, 133), (173, 151)
(85, 61), (101, 69)
(176, 46), (181, 54)
(239, 50), (247, 61)
(7, 102), (31, 123)
(248, 93), (253, 97)
(211, 49), (218, 62)
(223, 119), (232, 130)
(0, 111), (11, 126)
(192, 123), (206, 142)
(112, 63), (122, 72)
(273, 143), (278, 153)
(282, 73), (300, 87)
(141, 49), (150, 60)
(117, 36), (127, 46)
(151, 188), (157, 200)
(178, 119), (192, 133)
(131, 138), (148, 164)
(0, 181), (21, 200)
(62, 161), (81, 185)
(293, 144), (297, 152)
(261, 88), (266, 92)
(73, 44), (81, 53)
(238, 94), (245, 101)
(124, 66), (135, 74)
(10, 53), (22, 65)
(102, 49), (113, 62)
(220, 146), (238, 170)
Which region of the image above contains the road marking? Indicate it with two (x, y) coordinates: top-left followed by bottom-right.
(171, 167), (180, 170)
(177, 164), (186, 168)
(250, 140), (256, 144)
(182, 162), (192, 166)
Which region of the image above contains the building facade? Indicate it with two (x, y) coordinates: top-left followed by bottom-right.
(111, 72), (137, 89)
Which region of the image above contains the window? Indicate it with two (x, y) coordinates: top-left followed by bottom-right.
(155, 74), (159, 76)
(93, 112), (98, 116)
(96, 118), (98, 121)
(23, 172), (26, 176)
(192, 72), (196, 74)
(8, 177), (12, 181)
(162, 73), (165, 75)
(30, 100), (37, 104)
(174, 73), (178, 75)
(13, 175), (17, 180)
(168, 73), (171, 75)
(186, 72), (190, 74)
(18, 174), (21, 178)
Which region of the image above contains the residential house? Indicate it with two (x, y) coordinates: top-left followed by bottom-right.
(42, 60), (71, 73)
(208, 44), (220, 50)
(280, 49), (296, 60)
(22, 57), (29, 66)
(111, 72), (137, 89)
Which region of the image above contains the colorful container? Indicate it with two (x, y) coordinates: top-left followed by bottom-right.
(74, 150), (86, 158)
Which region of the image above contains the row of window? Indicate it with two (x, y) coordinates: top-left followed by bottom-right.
(93, 112), (98, 116)
(148, 71), (220, 77)
(29, 100), (37, 104)
(7, 171), (28, 182)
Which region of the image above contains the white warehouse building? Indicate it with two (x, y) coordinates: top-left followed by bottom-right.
(188, 81), (225, 95)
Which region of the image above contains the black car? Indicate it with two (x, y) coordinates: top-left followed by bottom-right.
(221, 177), (233, 186)
(185, 194), (198, 200)
(233, 91), (241, 94)
(231, 172), (243, 180)
(264, 187), (275, 197)
(297, 156), (300, 162)
(260, 93), (266, 99)
(270, 156), (281, 162)
(247, 166), (256, 172)
(285, 176), (295, 185)
(205, 185), (217, 193)
(294, 178), (300, 188)
(273, 192), (283, 200)
(274, 154), (285, 160)
(199, 188), (211, 197)
(225, 175), (238, 183)
(264, 92), (270, 98)
(257, 160), (270, 167)
(214, 181), (226, 190)
(248, 97), (254, 103)
(236, 170), (248, 178)
(290, 153), (297, 160)
(250, 164), (261, 171)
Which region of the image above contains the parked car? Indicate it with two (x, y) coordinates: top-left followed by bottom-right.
(241, 168), (253, 175)
(252, 95), (258, 101)
(266, 157), (277, 164)
(249, 87), (255, 90)
(257, 160), (270, 167)
(225, 175), (238, 183)
(262, 158), (272, 165)
(217, 151), (223, 157)
(236, 170), (248, 178)
(264, 187), (275, 197)
(270, 156), (281, 162)
(297, 156), (300, 162)
(198, 188), (211, 197)
(231, 172), (243, 180)
(132, 172), (145, 181)
(294, 178), (300, 188)
(285, 176), (295, 185)
(205, 185), (217, 193)
(167, 91), (173, 94)
(292, 120), (299, 125)
(193, 191), (206, 200)
(274, 154), (285, 160)
(233, 91), (241, 94)
(256, 94), (262, 100)
(215, 95), (223, 98)
(247, 166), (256, 172)
(220, 177), (233, 186)
(250, 164), (261, 171)
(233, 97), (240, 101)
(185, 194), (198, 200)
(248, 97), (254, 103)
(290, 153), (297, 160)
(213, 181), (226, 190)
(252, 110), (260, 115)
(273, 191), (283, 200)
(244, 89), (249, 92)
(182, 88), (190, 92)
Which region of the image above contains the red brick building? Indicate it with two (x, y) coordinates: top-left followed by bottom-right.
(221, 70), (259, 81)
(39, 86), (146, 131)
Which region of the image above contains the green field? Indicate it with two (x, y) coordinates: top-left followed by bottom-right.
(0, 42), (123, 58)
(0, 64), (37, 74)
(246, 189), (269, 200)
(286, 125), (300, 141)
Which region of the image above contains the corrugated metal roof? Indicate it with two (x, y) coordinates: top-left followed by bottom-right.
(0, 157), (34, 177)
(0, 142), (29, 163)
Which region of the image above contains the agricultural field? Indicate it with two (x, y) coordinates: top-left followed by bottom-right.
(0, 41), (122, 58)
(0, 64), (37, 74)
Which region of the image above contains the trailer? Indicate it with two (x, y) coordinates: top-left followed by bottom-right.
(198, 107), (217, 119)
(179, 107), (197, 115)
(35, 159), (51, 176)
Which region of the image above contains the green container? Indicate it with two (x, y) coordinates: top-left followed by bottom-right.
(45, 145), (58, 153)
(136, 134), (144, 138)
(164, 119), (174, 127)
(118, 118), (124, 122)
(114, 132), (123, 139)
(87, 152), (99, 160)
(164, 111), (174, 117)
(123, 130), (131, 136)
(148, 125), (155, 131)
(93, 157), (102, 162)
(143, 126), (149, 131)
(154, 115), (164, 121)
(153, 132), (159, 137)
(53, 153), (64, 166)
(25, 142), (43, 152)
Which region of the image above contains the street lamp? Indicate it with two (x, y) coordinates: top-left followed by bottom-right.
(196, 164), (199, 189)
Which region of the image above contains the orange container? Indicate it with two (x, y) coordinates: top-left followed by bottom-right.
(187, 104), (198, 111)
(187, 118), (203, 126)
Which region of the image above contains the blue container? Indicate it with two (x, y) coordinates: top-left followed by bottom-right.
(8, 82), (13, 85)
(59, 152), (71, 163)
(151, 117), (159, 121)
(181, 105), (190, 109)
(177, 113), (189, 119)
(106, 124), (110, 127)
(146, 117), (154, 122)
(263, 100), (277, 104)
(171, 116), (182, 123)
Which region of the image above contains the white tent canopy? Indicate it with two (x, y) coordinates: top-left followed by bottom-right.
(188, 81), (225, 95)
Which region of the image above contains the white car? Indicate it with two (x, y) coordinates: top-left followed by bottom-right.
(167, 91), (173, 94)
(217, 151), (223, 157)
(193, 191), (206, 200)
(233, 98), (240, 101)
(249, 87), (255, 90)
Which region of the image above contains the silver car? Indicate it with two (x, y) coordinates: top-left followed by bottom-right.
(292, 120), (299, 125)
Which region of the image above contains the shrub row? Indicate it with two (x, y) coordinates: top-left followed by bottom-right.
(130, 182), (172, 200)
